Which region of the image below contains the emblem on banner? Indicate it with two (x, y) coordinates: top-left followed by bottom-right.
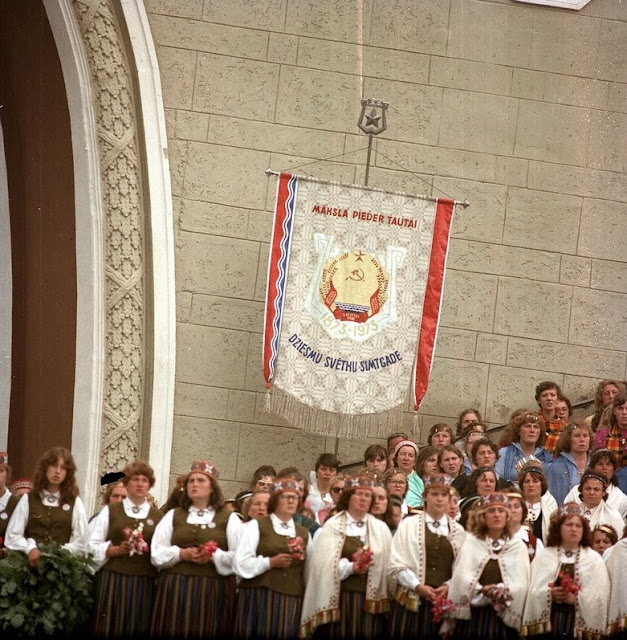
(306, 233), (406, 343)
(319, 251), (389, 323)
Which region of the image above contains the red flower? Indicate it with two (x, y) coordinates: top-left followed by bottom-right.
(549, 571), (581, 596)
(123, 522), (149, 556)
(351, 545), (374, 572)
(200, 540), (219, 558)
(431, 592), (455, 623)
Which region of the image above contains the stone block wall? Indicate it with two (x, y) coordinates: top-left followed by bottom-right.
(144, 0), (627, 497)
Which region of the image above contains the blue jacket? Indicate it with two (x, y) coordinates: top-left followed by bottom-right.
(545, 452), (588, 506)
(494, 442), (553, 483)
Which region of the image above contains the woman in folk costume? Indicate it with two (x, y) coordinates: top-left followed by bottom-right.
(505, 488), (544, 562)
(150, 460), (242, 638)
(517, 456), (558, 543)
(576, 469), (624, 535)
(88, 460), (163, 637)
(299, 474), (392, 639)
(387, 474), (466, 639)
(521, 503), (610, 640)
(5, 446), (88, 563)
(443, 492), (530, 640)
(233, 477), (312, 640)
(605, 533), (627, 638)
(0, 451), (20, 558)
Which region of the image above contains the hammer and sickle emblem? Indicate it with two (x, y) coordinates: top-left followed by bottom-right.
(347, 269), (365, 281)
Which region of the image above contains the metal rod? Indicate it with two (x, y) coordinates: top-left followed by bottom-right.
(265, 169), (470, 208)
(364, 134), (374, 186)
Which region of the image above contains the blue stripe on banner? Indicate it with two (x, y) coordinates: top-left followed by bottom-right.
(268, 175), (297, 378)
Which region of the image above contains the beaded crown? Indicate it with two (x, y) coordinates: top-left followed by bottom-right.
(190, 460), (219, 481)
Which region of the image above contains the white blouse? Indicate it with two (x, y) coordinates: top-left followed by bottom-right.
(150, 506), (242, 575)
(5, 491), (88, 556)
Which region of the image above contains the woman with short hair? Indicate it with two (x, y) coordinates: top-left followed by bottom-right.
(576, 470), (624, 535)
(388, 475), (466, 639)
(546, 423), (592, 506)
(427, 424), (453, 449)
(89, 460), (163, 637)
(522, 503), (610, 639)
(392, 441), (423, 508)
(234, 477), (312, 639)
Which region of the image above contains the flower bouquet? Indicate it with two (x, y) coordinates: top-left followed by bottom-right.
(287, 536), (305, 560)
(489, 584), (513, 613)
(199, 539), (219, 559)
(431, 592), (455, 623)
(351, 545), (374, 572)
(549, 571), (581, 596)
(122, 521), (149, 556)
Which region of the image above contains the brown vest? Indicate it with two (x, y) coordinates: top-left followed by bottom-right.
(479, 558), (502, 585)
(341, 535), (368, 593)
(26, 492), (74, 545)
(239, 516), (308, 597)
(424, 526), (454, 587)
(168, 506), (231, 578)
(104, 501), (162, 576)
(0, 493), (19, 541)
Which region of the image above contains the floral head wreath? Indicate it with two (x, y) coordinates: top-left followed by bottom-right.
(271, 478), (303, 496)
(189, 460), (219, 481)
(580, 470), (608, 489)
(393, 440), (418, 457)
(478, 492), (510, 509)
(558, 502), (584, 517)
(423, 474), (453, 491)
(345, 475), (376, 490)
(0, 452), (7, 466)
(515, 455), (545, 477)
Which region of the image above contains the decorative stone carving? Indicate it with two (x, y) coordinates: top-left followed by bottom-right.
(72, 0), (145, 475)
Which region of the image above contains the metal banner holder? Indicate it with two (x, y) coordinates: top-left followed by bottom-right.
(357, 98), (389, 186)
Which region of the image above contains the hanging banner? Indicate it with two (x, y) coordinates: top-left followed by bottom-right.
(263, 173), (456, 438)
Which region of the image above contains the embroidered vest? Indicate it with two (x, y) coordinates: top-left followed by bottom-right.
(168, 506), (231, 578)
(239, 516), (308, 597)
(104, 502), (162, 576)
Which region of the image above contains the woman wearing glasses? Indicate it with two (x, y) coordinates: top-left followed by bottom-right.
(300, 475), (392, 639)
(317, 474), (345, 525)
(234, 477), (313, 639)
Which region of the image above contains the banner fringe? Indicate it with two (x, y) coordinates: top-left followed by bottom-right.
(264, 386), (404, 440)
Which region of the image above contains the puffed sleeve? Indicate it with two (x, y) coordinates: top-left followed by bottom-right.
(64, 497), (89, 557)
(4, 494), (36, 554)
(88, 505), (112, 571)
(212, 511), (243, 576)
(150, 509), (181, 569)
(233, 519), (271, 579)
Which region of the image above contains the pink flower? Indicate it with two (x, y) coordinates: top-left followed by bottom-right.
(431, 592), (456, 623)
(286, 536), (305, 560)
(200, 540), (219, 558)
(123, 522), (149, 556)
(351, 545), (374, 572)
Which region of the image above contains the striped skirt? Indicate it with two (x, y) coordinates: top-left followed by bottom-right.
(150, 571), (236, 638)
(454, 605), (519, 640)
(314, 591), (386, 640)
(389, 599), (439, 640)
(549, 602), (576, 639)
(93, 569), (155, 637)
(234, 586), (302, 640)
